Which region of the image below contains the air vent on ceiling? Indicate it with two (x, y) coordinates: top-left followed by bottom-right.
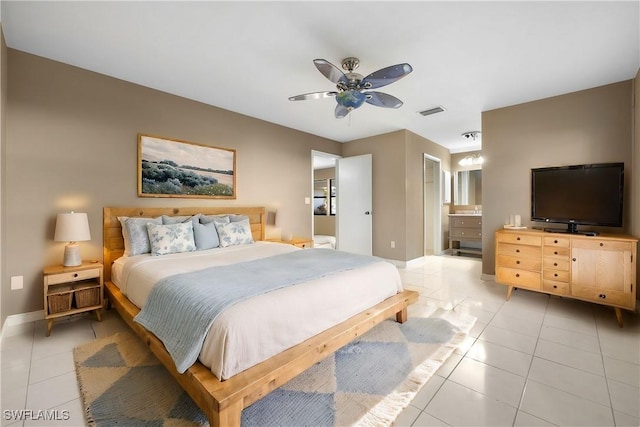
(419, 106), (446, 116)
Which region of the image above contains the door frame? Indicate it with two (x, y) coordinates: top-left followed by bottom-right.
(424, 154), (443, 256)
(311, 150), (341, 238)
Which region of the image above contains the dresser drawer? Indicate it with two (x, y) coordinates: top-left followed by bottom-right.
(543, 236), (570, 248)
(496, 254), (541, 271)
(543, 280), (570, 295)
(571, 239), (634, 252)
(543, 246), (570, 259)
(496, 232), (542, 246)
(46, 268), (101, 285)
(497, 243), (541, 259)
(451, 227), (482, 239)
(451, 217), (482, 228)
(543, 269), (569, 282)
(496, 267), (541, 290)
(543, 258), (570, 271)
(572, 287), (633, 309)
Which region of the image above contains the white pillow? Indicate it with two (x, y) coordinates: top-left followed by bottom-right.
(214, 218), (254, 247)
(146, 222), (196, 256)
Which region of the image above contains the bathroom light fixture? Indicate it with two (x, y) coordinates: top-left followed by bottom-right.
(461, 131), (481, 141)
(458, 153), (484, 166)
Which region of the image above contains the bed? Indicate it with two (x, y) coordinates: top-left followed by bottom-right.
(103, 206), (418, 426)
(313, 234), (336, 249)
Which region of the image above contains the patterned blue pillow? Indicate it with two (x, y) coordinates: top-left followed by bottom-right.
(146, 222), (196, 256)
(118, 216), (162, 256)
(214, 219), (254, 247)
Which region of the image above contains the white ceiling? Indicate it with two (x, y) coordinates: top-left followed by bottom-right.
(2, 1), (638, 153)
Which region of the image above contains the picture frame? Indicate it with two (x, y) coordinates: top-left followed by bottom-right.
(138, 134), (236, 199)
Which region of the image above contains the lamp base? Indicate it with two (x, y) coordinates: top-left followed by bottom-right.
(63, 242), (82, 267)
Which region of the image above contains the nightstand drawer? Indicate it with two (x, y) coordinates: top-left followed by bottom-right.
(47, 268), (101, 285)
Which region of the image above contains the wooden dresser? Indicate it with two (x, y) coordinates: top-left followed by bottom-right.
(449, 214), (482, 255)
(495, 229), (637, 326)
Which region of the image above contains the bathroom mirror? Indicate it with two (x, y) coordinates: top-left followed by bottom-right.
(454, 169), (482, 205)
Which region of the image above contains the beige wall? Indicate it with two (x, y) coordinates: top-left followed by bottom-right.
(1, 49), (342, 323)
(342, 130), (451, 261)
(482, 80), (634, 275)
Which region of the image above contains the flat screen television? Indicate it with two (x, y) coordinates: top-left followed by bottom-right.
(531, 162), (624, 234)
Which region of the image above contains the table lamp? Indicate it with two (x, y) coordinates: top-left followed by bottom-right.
(54, 212), (91, 267)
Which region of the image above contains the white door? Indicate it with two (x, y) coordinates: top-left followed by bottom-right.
(336, 154), (372, 255)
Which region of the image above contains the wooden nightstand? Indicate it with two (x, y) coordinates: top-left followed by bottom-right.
(43, 262), (104, 336)
(266, 237), (314, 248)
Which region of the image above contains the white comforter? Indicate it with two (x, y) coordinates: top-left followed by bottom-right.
(112, 241), (403, 379)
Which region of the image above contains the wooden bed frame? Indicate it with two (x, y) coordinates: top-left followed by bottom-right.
(102, 206), (419, 426)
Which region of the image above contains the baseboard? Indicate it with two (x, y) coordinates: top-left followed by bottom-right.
(1, 310), (44, 339)
(481, 273), (495, 282)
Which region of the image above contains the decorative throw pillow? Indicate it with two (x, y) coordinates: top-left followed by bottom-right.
(192, 218), (227, 250)
(214, 218), (254, 247)
(161, 215), (197, 225)
(118, 216), (162, 256)
(199, 214), (229, 225)
(146, 222), (196, 256)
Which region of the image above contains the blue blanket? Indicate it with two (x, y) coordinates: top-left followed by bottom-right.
(134, 248), (381, 373)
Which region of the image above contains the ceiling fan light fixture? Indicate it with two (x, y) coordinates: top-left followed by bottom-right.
(336, 90), (367, 110)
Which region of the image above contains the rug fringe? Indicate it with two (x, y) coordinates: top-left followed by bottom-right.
(355, 310), (476, 427)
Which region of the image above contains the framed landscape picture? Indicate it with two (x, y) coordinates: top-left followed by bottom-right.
(138, 134), (236, 199)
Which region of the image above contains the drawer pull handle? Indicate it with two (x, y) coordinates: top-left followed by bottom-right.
(516, 260), (520, 264)
(516, 249), (520, 253)
(553, 285), (558, 289)
(599, 294), (606, 299)
(572, 258), (577, 262)
(73, 273), (78, 278)
(515, 273), (520, 278)
(553, 262), (558, 266)
(554, 251), (558, 255)
(517, 237), (521, 241)
(554, 273), (558, 277)
(554, 240), (558, 244)
(600, 243), (604, 247)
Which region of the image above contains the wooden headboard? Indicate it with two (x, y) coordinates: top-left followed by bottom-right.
(103, 206), (266, 281)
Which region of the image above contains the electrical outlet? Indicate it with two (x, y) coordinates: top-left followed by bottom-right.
(390, 241), (395, 249)
(11, 276), (23, 290)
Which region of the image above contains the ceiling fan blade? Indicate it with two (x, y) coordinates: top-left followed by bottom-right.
(314, 59), (349, 85)
(361, 63), (413, 89)
(365, 91), (404, 108)
(289, 91), (337, 101)
(334, 104), (350, 119)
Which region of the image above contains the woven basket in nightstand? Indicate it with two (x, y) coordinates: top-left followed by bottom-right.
(48, 285), (73, 313)
(74, 284), (101, 308)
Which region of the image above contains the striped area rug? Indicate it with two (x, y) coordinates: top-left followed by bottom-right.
(74, 307), (475, 426)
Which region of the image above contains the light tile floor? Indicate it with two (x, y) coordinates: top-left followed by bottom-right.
(1, 254), (639, 426)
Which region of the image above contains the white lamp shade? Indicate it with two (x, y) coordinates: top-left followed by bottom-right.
(54, 212), (91, 242)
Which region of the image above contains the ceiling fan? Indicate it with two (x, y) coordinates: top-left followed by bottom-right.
(289, 57), (413, 119)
